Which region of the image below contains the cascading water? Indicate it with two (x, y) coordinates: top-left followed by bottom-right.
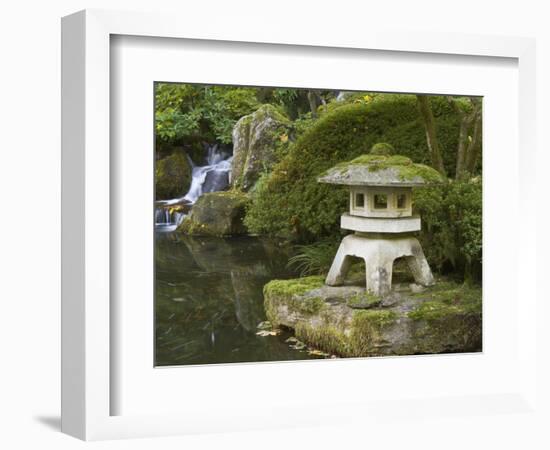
(155, 144), (233, 232)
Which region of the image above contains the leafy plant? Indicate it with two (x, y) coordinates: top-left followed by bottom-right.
(155, 83), (261, 146)
(414, 178), (482, 281)
(287, 240), (339, 276)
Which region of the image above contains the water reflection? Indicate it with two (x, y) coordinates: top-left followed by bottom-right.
(155, 234), (321, 366)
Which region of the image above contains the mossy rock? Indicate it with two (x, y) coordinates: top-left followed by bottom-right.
(263, 278), (482, 357)
(155, 152), (192, 200)
(178, 191), (250, 236)
(231, 104), (291, 191)
(370, 142), (395, 156)
(346, 292), (382, 309)
(318, 153), (444, 186)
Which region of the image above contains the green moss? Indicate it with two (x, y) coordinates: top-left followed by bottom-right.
(406, 282), (482, 353)
(353, 309), (398, 328)
(232, 105), (292, 191)
(346, 154), (411, 166)
(209, 190), (249, 200)
(370, 142), (394, 155)
(345, 310), (398, 356)
(263, 276), (327, 324)
(346, 292), (381, 309)
(293, 309), (399, 357)
(179, 190), (250, 236)
(263, 275), (325, 298)
(253, 104), (291, 125)
(155, 152), (192, 200)
(300, 296), (326, 314)
(408, 283), (482, 321)
(332, 154), (443, 183)
(295, 322), (349, 356)
(396, 163), (443, 182)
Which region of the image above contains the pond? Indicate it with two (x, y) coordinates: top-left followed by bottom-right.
(155, 233), (323, 366)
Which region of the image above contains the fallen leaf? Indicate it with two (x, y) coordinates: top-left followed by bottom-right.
(307, 349), (330, 357)
(257, 321), (272, 331)
(256, 329), (281, 337)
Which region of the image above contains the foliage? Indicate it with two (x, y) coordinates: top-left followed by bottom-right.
(287, 240), (340, 276)
(414, 178), (482, 281)
(417, 95), (482, 180)
(155, 83), (261, 146)
(270, 89), (336, 120)
(244, 95), (465, 241)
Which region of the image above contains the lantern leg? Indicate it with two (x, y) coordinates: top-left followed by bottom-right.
(365, 257), (394, 297)
(404, 239), (435, 286)
(325, 237), (354, 286)
(325, 234), (434, 294)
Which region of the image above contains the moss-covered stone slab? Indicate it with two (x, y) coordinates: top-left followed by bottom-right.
(178, 191), (250, 236)
(263, 277), (481, 357)
(318, 154), (444, 187)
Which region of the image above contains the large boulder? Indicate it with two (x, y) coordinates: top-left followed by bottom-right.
(178, 191), (250, 236)
(155, 152), (192, 200)
(263, 277), (482, 357)
(231, 104), (291, 191)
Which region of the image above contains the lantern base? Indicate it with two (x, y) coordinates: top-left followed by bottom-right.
(326, 233), (434, 296)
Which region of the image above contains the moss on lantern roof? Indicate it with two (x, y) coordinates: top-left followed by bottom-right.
(317, 153), (444, 186)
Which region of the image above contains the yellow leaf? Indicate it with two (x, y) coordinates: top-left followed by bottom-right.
(256, 329), (281, 337)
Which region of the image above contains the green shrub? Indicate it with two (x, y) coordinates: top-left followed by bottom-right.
(414, 179), (482, 281)
(155, 84), (261, 146)
(245, 95), (464, 240)
(287, 239), (340, 276)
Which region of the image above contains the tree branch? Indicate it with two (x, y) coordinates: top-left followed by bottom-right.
(464, 104), (482, 175)
(416, 95), (447, 177)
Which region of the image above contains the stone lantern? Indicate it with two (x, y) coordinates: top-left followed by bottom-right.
(317, 149), (444, 296)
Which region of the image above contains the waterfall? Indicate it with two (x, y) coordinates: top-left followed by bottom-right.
(155, 144), (233, 232)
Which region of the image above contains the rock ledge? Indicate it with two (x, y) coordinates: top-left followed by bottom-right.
(263, 277), (482, 357)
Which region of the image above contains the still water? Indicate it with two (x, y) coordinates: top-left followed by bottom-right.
(155, 233), (321, 366)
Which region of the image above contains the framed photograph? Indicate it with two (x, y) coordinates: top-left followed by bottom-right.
(62, 9), (538, 440)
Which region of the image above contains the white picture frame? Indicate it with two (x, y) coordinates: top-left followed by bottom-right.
(61, 9), (538, 441)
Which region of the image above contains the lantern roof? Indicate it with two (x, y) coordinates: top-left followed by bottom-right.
(317, 154), (444, 187)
